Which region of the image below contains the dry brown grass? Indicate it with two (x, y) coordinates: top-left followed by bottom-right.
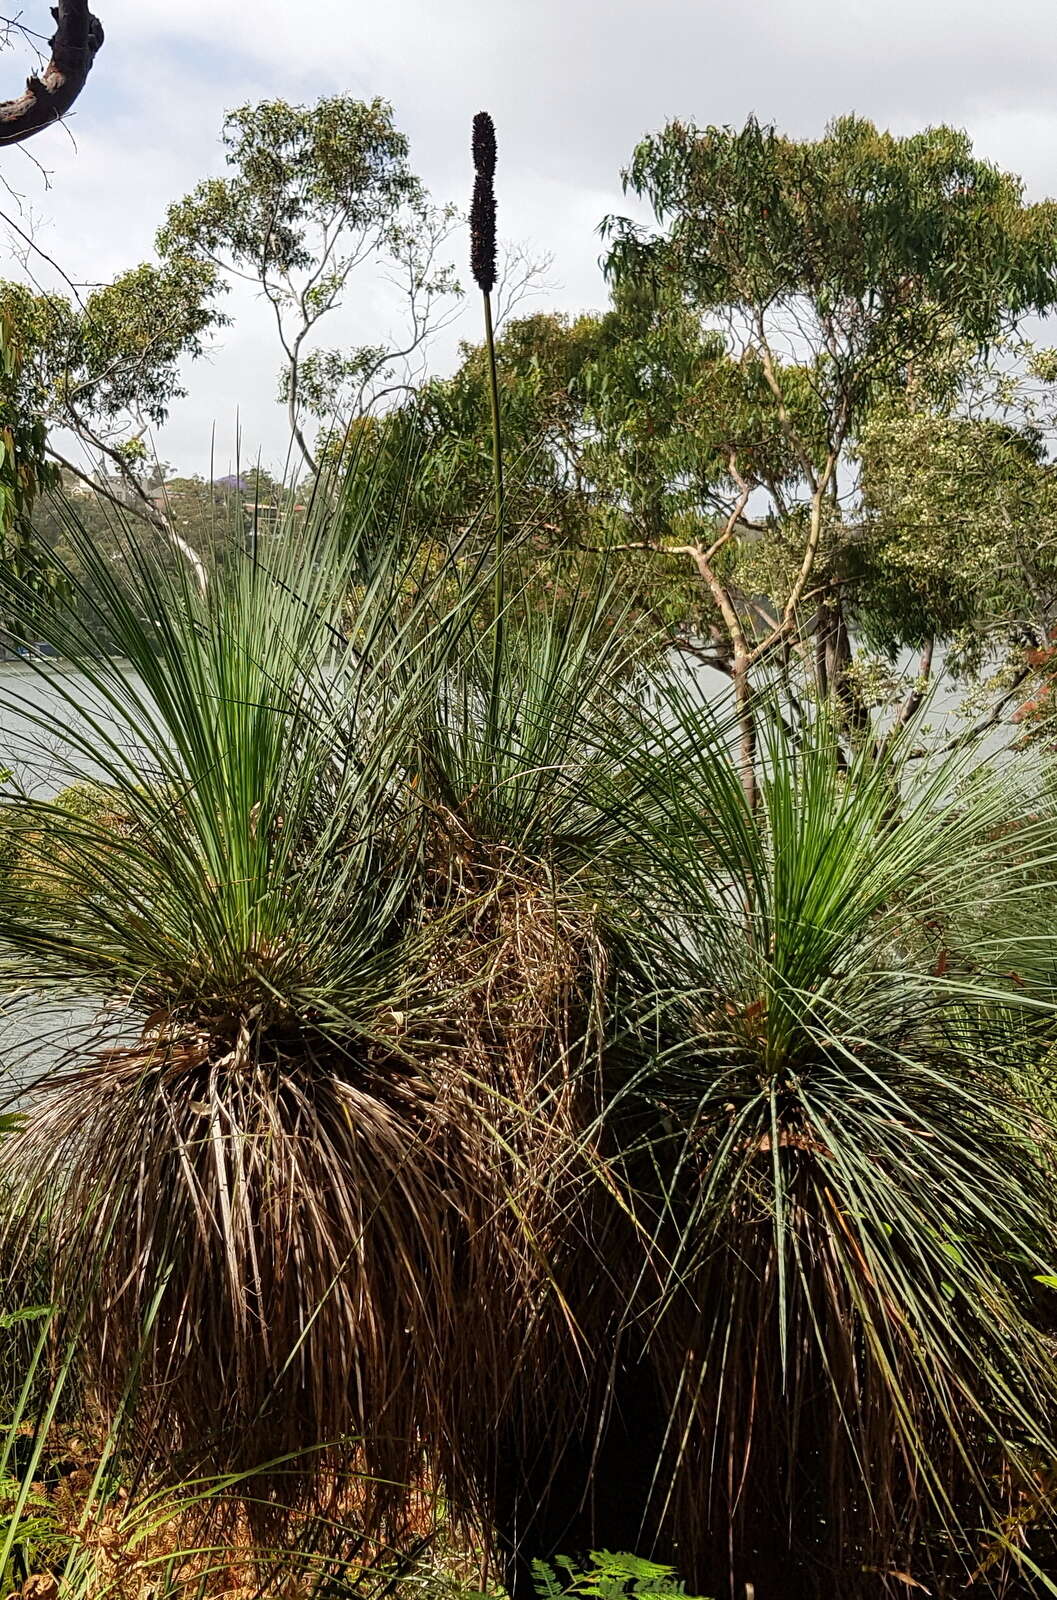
(5, 1422), (489, 1599)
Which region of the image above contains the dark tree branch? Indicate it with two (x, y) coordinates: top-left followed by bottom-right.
(0, 0), (103, 147)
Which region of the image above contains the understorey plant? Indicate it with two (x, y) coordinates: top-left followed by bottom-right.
(583, 686), (1057, 1597)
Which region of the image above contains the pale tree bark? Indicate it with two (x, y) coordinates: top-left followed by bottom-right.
(662, 458), (758, 809)
(51, 445), (208, 593)
(668, 446), (845, 810)
(0, 1), (103, 146)
(263, 205), (462, 475)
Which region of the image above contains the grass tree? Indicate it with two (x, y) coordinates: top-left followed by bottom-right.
(585, 693), (1057, 1597)
(0, 464), (656, 1564)
(0, 458), (1056, 1596)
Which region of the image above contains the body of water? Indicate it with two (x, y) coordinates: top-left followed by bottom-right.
(0, 660), (144, 1096)
(0, 648), (1015, 1097)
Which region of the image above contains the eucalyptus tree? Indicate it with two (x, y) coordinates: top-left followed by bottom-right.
(157, 96), (461, 472)
(853, 348), (1057, 744)
(0, 0), (106, 619)
(385, 311), (604, 543)
(373, 307), (727, 639)
(0, 259), (223, 578)
(605, 117), (1057, 793)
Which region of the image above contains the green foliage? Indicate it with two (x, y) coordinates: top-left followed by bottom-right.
(386, 111), (1057, 738)
(0, 781), (125, 903)
(158, 96), (421, 276)
(0, 1470), (69, 1593)
(612, 115), (1057, 388)
(158, 96), (459, 441)
(532, 1553), (710, 1600)
(0, 467), (666, 1578)
(596, 114), (1057, 730)
(380, 307), (733, 634)
(854, 403), (1057, 656)
(1, 459), (1057, 1592)
(0, 258), (224, 551)
(0, 262), (222, 434)
(0, 1332), (487, 1600)
(362, 312), (602, 541)
(5, 97), (1057, 1591)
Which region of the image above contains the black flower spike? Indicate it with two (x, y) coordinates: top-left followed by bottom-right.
(471, 111), (497, 295)
(472, 110), (497, 180)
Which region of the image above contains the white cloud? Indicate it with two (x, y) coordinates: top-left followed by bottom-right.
(5, 0), (1057, 472)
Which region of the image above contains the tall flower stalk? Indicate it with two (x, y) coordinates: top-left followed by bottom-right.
(471, 111), (505, 738)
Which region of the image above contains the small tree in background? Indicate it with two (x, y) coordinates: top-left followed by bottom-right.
(0, 305), (59, 643)
(158, 96), (461, 473)
(0, 260), (223, 578)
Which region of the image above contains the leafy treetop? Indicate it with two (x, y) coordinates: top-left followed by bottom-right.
(158, 96), (460, 470)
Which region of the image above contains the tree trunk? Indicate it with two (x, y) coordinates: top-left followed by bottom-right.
(734, 652), (758, 813)
(828, 599), (872, 746)
(491, 1368), (838, 1600)
(491, 1350), (674, 1600)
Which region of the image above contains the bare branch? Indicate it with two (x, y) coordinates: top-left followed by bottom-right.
(916, 665), (1034, 759)
(493, 239), (556, 330)
(0, 0), (103, 147)
(49, 440), (207, 592)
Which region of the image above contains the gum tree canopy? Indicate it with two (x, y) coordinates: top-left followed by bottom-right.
(158, 96), (459, 472)
(604, 116), (1057, 797)
(0, 0), (103, 146)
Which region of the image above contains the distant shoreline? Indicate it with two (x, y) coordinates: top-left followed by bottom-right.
(0, 644), (60, 663)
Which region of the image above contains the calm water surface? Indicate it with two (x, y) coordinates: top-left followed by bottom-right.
(0, 649), (1011, 1095)
(0, 660), (146, 1095)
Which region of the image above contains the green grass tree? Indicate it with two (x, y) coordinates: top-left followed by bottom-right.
(2, 474), (1057, 1595)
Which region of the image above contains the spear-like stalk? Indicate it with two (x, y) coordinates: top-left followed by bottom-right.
(471, 111), (504, 740)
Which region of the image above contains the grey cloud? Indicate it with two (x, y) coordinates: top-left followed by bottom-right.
(12, 0), (1057, 471)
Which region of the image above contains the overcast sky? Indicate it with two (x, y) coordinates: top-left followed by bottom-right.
(7, 0), (1057, 475)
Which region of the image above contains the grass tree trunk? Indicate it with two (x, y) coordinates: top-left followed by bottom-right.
(490, 1348), (673, 1600)
(490, 1373), (829, 1600)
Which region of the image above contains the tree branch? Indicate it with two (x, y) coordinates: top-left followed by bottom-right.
(0, 0), (103, 146)
(892, 637), (935, 732)
(49, 444), (207, 592)
(916, 664), (1034, 759)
